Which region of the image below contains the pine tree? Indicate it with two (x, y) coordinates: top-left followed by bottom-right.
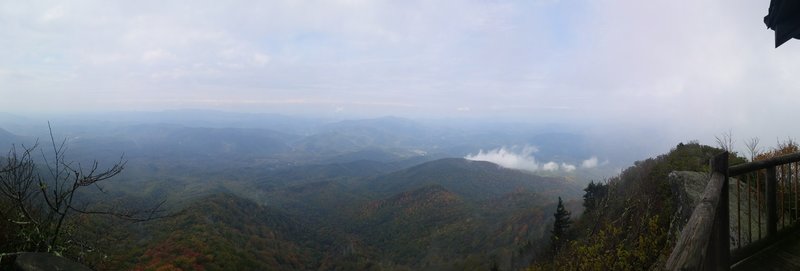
(551, 197), (572, 254)
(583, 181), (597, 210)
(582, 181), (608, 213)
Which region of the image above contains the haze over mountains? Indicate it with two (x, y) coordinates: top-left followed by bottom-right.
(0, 110), (665, 212)
(0, 110), (665, 174)
(0, 109), (666, 269)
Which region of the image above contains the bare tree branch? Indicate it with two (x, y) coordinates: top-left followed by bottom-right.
(745, 137), (761, 161)
(715, 130), (735, 152)
(0, 124), (168, 253)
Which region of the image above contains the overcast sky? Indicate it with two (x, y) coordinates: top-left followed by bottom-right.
(1, 0), (799, 143)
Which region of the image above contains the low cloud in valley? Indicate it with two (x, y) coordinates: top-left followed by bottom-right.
(465, 146), (591, 173)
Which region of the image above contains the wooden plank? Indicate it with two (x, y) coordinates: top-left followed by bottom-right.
(732, 226), (800, 270)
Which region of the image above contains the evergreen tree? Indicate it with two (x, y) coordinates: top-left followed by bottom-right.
(583, 181), (597, 210)
(582, 181), (608, 213)
(551, 197), (572, 254)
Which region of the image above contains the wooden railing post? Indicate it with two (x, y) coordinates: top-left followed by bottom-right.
(709, 152), (730, 270)
(766, 166), (778, 237)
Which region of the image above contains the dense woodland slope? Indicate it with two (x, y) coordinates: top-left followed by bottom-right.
(531, 142), (747, 270)
(1, 152), (583, 270)
(111, 158), (582, 271)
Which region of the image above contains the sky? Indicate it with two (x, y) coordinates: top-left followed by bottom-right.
(1, 0), (799, 145)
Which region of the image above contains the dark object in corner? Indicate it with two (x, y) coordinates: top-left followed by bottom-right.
(765, 0), (800, 47)
(12, 253), (92, 271)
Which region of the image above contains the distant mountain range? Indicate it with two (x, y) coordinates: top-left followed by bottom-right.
(0, 110), (665, 171)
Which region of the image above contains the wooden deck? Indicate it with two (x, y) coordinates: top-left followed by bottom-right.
(733, 232), (800, 270)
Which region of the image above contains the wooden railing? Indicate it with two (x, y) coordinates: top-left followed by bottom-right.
(728, 152), (800, 264)
(665, 152), (729, 270)
(665, 151), (800, 270)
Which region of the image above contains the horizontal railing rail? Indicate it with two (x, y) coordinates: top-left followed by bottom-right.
(729, 152), (800, 176)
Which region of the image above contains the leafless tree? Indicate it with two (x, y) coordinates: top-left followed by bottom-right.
(715, 130), (735, 153)
(0, 124), (166, 254)
(744, 137), (762, 162)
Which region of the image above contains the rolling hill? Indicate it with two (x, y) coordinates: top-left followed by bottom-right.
(361, 158), (581, 200)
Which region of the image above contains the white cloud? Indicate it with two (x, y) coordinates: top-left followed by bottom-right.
(40, 5), (65, 23)
(465, 145), (540, 172)
(542, 161), (559, 171)
(142, 49), (176, 63)
(581, 156), (599, 169)
(465, 145), (579, 173)
(251, 53), (270, 66)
